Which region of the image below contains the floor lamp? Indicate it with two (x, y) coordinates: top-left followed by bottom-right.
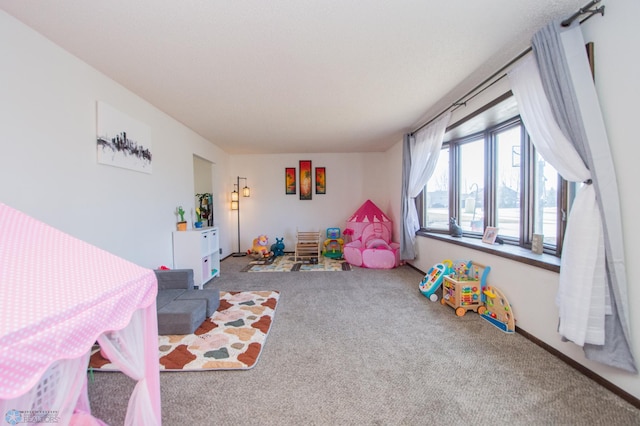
(231, 176), (250, 257)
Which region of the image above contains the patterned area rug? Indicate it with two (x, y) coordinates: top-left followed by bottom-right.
(89, 290), (279, 371)
(241, 255), (351, 272)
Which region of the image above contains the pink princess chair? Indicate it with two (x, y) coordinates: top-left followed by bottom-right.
(342, 200), (400, 269)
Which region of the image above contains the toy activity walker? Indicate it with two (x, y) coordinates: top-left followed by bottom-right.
(436, 259), (515, 333)
(440, 260), (489, 317)
(419, 259), (452, 302)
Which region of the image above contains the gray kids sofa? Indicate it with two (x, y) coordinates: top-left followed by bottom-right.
(154, 269), (220, 335)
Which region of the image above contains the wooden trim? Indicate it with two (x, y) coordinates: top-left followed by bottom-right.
(586, 41), (595, 79)
(445, 90), (514, 133)
(418, 232), (561, 272)
(516, 327), (640, 410)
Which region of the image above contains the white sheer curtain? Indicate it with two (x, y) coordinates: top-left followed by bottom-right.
(404, 112), (451, 244)
(0, 355), (97, 425)
(96, 309), (159, 426)
(508, 54), (607, 346)
(0, 307), (161, 426)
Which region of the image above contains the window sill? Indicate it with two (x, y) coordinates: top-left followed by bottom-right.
(417, 231), (560, 273)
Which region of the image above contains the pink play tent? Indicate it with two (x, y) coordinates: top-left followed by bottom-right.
(343, 200), (400, 269)
(0, 203), (161, 425)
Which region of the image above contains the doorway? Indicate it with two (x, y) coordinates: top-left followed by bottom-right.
(193, 155), (214, 227)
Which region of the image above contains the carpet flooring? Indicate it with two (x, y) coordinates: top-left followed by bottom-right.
(87, 256), (640, 425)
(89, 290), (279, 371)
(241, 254), (351, 272)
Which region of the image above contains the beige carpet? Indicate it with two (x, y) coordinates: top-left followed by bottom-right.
(89, 290), (279, 371)
(88, 256), (640, 425)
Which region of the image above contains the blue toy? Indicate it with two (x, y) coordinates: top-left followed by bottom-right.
(270, 237), (285, 257)
(419, 259), (453, 302)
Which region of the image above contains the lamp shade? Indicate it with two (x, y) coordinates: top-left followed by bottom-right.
(243, 186), (251, 197)
(231, 200), (238, 210)
(231, 190), (239, 202)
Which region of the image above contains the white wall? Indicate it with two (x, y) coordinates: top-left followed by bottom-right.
(3, 0), (640, 401)
(398, 0), (640, 399)
(0, 11), (232, 268)
(226, 153), (389, 253)
(0, 11), (398, 266)
(383, 140), (404, 241)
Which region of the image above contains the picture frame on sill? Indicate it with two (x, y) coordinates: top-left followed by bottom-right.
(531, 234), (544, 254)
(482, 227), (499, 245)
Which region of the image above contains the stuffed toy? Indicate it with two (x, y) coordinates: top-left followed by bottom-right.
(270, 237), (285, 257)
(248, 234), (271, 258)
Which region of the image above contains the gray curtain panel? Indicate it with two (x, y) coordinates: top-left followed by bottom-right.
(532, 20), (636, 373)
(400, 133), (416, 260)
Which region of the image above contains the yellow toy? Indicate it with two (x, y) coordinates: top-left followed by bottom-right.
(248, 235), (271, 258)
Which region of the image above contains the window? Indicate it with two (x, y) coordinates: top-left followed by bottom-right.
(495, 124), (521, 239)
(458, 136), (484, 233)
(533, 151), (560, 247)
(421, 113), (566, 255)
(424, 146), (449, 231)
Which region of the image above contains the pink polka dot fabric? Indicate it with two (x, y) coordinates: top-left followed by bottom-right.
(0, 203), (158, 399)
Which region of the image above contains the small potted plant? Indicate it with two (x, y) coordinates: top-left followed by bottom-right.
(176, 206), (187, 231)
(194, 208), (203, 228)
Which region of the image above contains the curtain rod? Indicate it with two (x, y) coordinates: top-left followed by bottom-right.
(561, 0), (604, 27)
(410, 0), (604, 136)
(410, 47), (530, 136)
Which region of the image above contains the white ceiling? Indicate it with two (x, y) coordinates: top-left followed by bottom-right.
(0, 0), (586, 154)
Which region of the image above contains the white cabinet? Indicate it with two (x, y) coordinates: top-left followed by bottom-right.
(172, 227), (220, 289)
